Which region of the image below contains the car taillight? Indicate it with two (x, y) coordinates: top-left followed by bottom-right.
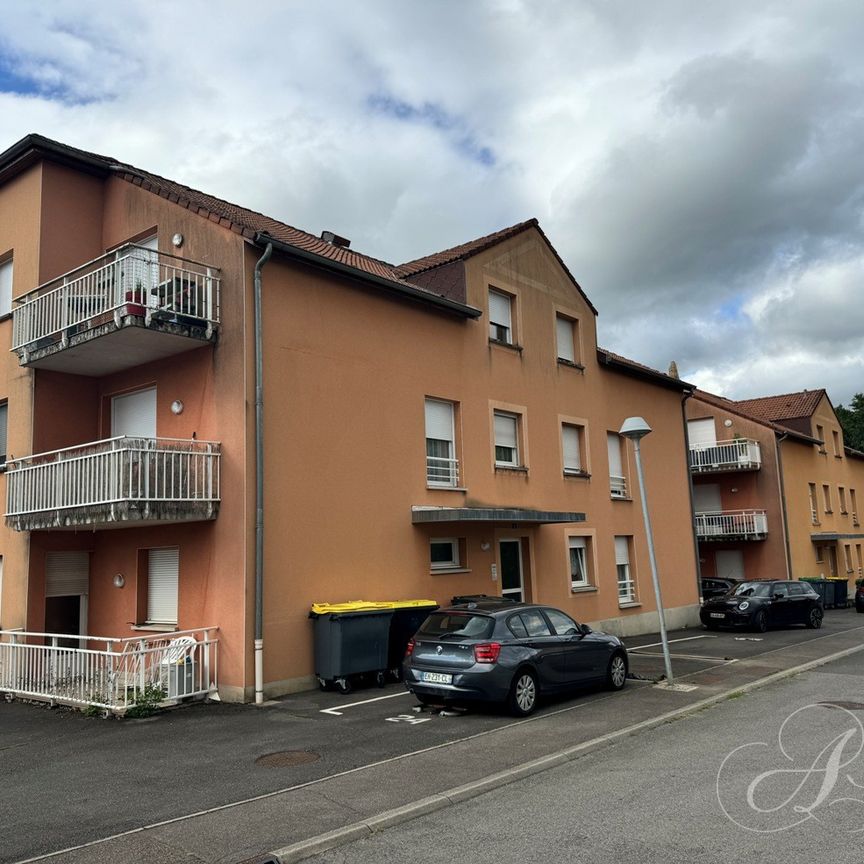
(404, 638), (415, 657)
(473, 642), (501, 664)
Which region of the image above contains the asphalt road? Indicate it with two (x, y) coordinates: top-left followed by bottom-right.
(309, 650), (864, 864)
(1, 608), (862, 863)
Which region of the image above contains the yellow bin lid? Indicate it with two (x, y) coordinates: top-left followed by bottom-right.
(310, 599), (437, 615)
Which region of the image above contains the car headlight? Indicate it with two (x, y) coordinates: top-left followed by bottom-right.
(738, 601), (750, 611)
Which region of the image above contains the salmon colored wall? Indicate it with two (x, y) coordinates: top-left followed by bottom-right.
(256, 229), (699, 692)
(686, 399), (789, 581)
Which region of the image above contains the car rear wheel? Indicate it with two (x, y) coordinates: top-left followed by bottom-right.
(753, 610), (768, 633)
(806, 607), (823, 629)
(606, 652), (627, 691)
(507, 669), (538, 717)
(704, 621), (720, 631)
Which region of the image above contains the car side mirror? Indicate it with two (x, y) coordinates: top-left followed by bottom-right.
(774, 593), (785, 600)
(580, 623), (592, 636)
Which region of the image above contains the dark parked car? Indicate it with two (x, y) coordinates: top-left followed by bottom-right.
(699, 580), (823, 632)
(402, 600), (628, 716)
(701, 577), (741, 602)
(856, 583), (864, 613)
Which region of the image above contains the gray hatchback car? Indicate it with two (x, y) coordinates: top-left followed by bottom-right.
(402, 601), (628, 716)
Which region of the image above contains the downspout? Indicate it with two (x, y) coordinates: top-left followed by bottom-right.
(775, 432), (793, 579)
(680, 390), (703, 601)
(254, 242), (273, 704)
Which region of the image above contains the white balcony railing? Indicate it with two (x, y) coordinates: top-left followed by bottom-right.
(427, 456), (460, 487)
(689, 438), (762, 473)
(0, 627), (218, 713)
(610, 474), (628, 498)
(5, 437), (220, 530)
(12, 244), (221, 354)
(617, 578), (637, 604)
(695, 509), (768, 540)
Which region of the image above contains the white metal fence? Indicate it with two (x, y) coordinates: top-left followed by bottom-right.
(5, 437), (221, 524)
(426, 456), (460, 487)
(610, 474), (628, 498)
(12, 244), (221, 351)
(694, 509), (768, 539)
(0, 627), (218, 712)
(689, 438), (762, 472)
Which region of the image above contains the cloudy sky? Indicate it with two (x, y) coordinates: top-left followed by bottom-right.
(0, 0), (862, 405)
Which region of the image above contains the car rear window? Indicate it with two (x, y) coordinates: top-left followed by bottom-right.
(418, 613), (494, 640)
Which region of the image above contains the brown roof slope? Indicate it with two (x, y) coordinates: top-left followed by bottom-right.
(733, 390), (826, 424)
(596, 348), (694, 391)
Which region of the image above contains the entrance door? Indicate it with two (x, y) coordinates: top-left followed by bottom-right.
(499, 539), (524, 602)
(112, 388), (157, 438)
(45, 551), (89, 647)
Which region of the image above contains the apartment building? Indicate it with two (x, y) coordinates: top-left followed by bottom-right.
(686, 389), (864, 587)
(0, 134), (700, 704)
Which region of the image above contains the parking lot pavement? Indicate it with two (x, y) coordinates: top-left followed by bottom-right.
(3, 609), (863, 864)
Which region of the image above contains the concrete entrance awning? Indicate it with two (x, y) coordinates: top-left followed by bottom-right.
(412, 506), (586, 524)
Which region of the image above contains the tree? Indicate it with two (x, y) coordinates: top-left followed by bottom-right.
(836, 393), (864, 452)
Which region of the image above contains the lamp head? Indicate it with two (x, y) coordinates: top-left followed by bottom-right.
(619, 416), (652, 441)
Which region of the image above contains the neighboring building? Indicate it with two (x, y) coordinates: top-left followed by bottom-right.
(0, 134), (700, 704)
(686, 389), (864, 589)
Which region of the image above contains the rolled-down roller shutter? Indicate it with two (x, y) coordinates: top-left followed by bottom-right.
(45, 552), (89, 597)
(147, 547), (179, 624)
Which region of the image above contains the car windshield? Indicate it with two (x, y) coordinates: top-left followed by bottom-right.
(728, 582), (772, 598)
(418, 612), (494, 640)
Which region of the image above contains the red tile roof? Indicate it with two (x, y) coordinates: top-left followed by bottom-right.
(733, 390), (826, 423)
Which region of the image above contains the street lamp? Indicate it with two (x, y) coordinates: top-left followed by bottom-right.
(618, 417), (675, 687)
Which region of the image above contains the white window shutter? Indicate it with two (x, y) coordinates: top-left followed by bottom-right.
(607, 433), (623, 475)
(494, 413), (517, 448)
(556, 317), (574, 362)
(0, 260), (12, 317)
(489, 290), (511, 327)
(425, 399), (454, 442)
(687, 418), (717, 446)
(46, 552), (89, 597)
(614, 537), (630, 566)
(0, 403), (8, 462)
(112, 388), (157, 438)
(562, 426), (581, 469)
(148, 547), (179, 624)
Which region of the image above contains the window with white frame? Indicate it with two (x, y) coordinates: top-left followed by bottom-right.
(562, 424), (584, 475)
(0, 258), (12, 317)
(555, 315), (577, 364)
(615, 536), (635, 603)
(808, 483), (819, 524)
(488, 289), (513, 344)
(823, 484), (832, 514)
(145, 547), (179, 625)
(844, 544), (854, 574)
(833, 429), (841, 457)
(839, 486), (847, 514)
(568, 537), (590, 588)
(425, 398), (458, 486)
(494, 411), (520, 467)
(430, 538), (459, 571)
(607, 433), (627, 498)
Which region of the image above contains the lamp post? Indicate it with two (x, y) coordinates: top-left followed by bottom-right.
(619, 417), (675, 686)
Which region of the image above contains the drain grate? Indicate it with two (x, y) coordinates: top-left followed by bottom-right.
(818, 701), (864, 711)
(255, 750), (320, 768)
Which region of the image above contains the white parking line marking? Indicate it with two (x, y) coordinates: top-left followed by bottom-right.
(630, 652), (738, 662)
(629, 635), (715, 651)
(320, 691), (412, 716)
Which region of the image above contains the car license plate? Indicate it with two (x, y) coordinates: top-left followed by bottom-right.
(420, 671), (452, 684)
(710, 612), (725, 619)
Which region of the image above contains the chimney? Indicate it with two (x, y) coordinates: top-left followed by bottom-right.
(667, 360), (680, 379)
(320, 230), (351, 249)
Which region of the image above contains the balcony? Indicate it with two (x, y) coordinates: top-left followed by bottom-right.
(0, 627), (218, 713)
(12, 245), (220, 376)
(5, 437), (220, 531)
(695, 509), (768, 541)
(689, 439), (761, 473)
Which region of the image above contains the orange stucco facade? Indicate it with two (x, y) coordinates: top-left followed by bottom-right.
(0, 136), (701, 702)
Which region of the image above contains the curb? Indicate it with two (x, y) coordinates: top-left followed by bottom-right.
(268, 641), (864, 863)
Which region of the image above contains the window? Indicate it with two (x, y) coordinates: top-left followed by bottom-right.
(555, 315), (578, 364)
(823, 484), (832, 514)
(430, 539), (459, 571)
(844, 544), (854, 574)
(856, 544), (863, 574)
(815, 545), (824, 564)
(0, 257), (12, 317)
(833, 429), (841, 457)
(852, 489), (859, 525)
(517, 609), (552, 637)
(607, 433), (627, 498)
(816, 425), (825, 453)
(562, 424), (585, 475)
(488, 289), (513, 344)
(425, 398), (458, 486)
(808, 483), (818, 524)
(0, 401), (7, 465)
(545, 608), (579, 636)
(615, 536), (635, 603)
(788, 583), (805, 597)
(568, 537), (590, 588)
(839, 486), (848, 514)
(494, 411), (520, 467)
(146, 547), (179, 625)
